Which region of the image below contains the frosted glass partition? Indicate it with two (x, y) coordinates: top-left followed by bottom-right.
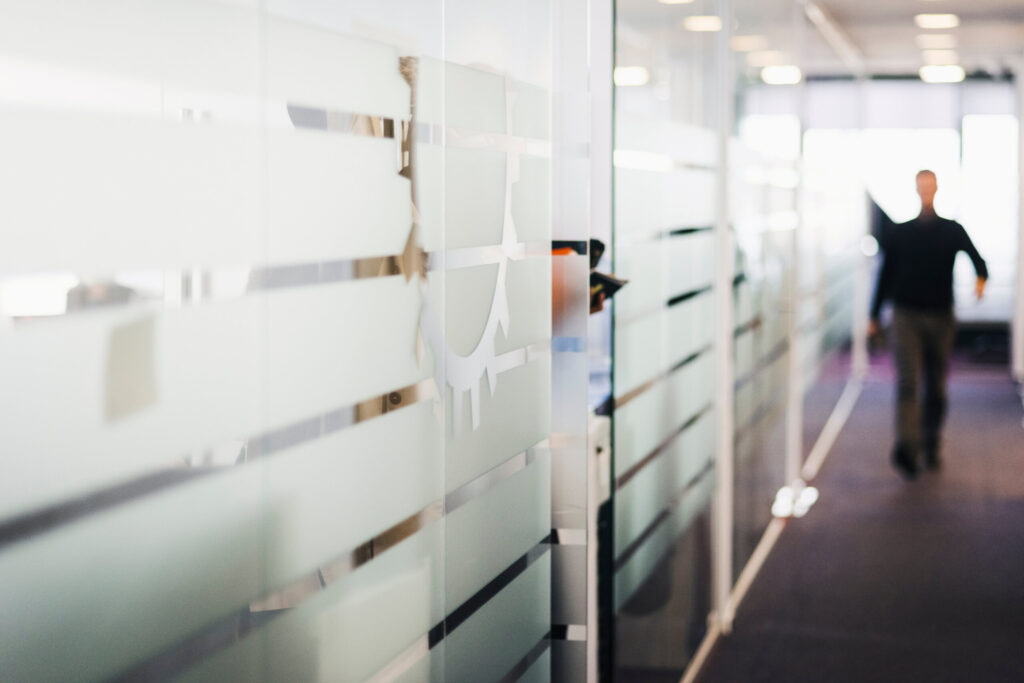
(0, 1), (586, 681)
(611, 2), (720, 668)
(802, 129), (865, 386)
(729, 134), (797, 580)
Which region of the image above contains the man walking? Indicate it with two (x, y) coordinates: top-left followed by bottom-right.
(869, 170), (988, 479)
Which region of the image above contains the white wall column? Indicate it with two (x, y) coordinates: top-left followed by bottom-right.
(1013, 63), (1024, 382)
(712, 0), (736, 635)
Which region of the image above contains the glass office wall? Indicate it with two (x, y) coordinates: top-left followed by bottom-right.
(729, 0), (800, 587)
(0, 1), (591, 681)
(611, 0), (719, 677)
(610, 4), (865, 677)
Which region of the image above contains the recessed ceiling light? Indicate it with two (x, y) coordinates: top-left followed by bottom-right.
(658, 0), (695, 4)
(731, 34), (769, 51)
(683, 15), (723, 32)
(747, 50), (787, 67)
(613, 66), (650, 86)
(922, 49), (959, 65)
(915, 13), (960, 29)
(916, 33), (957, 49)
(919, 64), (965, 83)
(761, 65), (803, 85)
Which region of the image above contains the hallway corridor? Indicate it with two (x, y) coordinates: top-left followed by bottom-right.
(700, 356), (1024, 682)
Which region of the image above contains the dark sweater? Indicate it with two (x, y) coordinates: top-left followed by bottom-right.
(870, 212), (988, 319)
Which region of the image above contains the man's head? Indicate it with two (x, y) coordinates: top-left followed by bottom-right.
(916, 169), (938, 212)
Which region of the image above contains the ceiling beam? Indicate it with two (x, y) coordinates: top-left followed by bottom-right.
(801, 0), (867, 78)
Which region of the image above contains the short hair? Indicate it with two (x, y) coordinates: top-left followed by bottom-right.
(916, 169), (936, 180)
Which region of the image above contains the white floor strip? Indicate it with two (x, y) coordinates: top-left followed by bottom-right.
(801, 379), (863, 482)
(678, 377), (862, 683)
(679, 621), (721, 683)
(725, 517), (786, 624)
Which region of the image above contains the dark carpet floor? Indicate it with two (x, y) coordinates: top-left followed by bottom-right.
(699, 357), (1024, 683)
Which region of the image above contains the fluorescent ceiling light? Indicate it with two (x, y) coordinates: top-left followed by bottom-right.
(922, 49), (959, 65)
(682, 15), (722, 32)
(746, 50), (787, 67)
(916, 33), (957, 49)
(915, 13), (960, 29)
(613, 66), (650, 86)
(658, 0), (694, 4)
(761, 65), (802, 85)
(731, 34), (768, 51)
(919, 64), (965, 83)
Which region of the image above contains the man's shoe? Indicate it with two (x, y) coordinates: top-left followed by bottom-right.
(892, 446), (918, 480)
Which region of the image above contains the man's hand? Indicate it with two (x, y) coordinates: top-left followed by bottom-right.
(868, 318), (880, 337)
(975, 277), (987, 300)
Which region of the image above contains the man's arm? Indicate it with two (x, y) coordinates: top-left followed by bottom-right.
(957, 223), (988, 299)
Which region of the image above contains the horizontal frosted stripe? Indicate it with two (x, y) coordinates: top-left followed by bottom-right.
(615, 292), (714, 396)
(264, 277), (429, 427)
(447, 355), (551, 491)
(0, 1), (261, 106)
(615, 472), (713, 611)
(417, 59), (507, 133)
(447, 452), (550, 608)
(266, 18), (410, 119)
(415, 143), (443, 253)
(445, 554), (550, 683)
(735, 281), (754, 324)
(665, 293), (714, 362)
(512, 156), (552, 244)
(662, 170), (716, 229)
(615, 168), (716, 238)
(614, 241), (663, 316)
(614, 169), (663, 238)
(613, 314), (661, 396)
(617, 114), (717, 167)
(0, 111), (263, 275)
(0, 114), (415, 274)
(414, 57), (444, 126)
(0, 277), (427, 518)
(446, 264), (503, 355)
(9, 425), (442, 682)
(551, 356), (588, 529)
(0, 466), (264, 682)
(446, 62), (507, 134)
(266, 130), (412, 262)
(180, 523), (444, 683)
(261, 401), (443, 584)
(0, 305), (257, 518)
(667, 232), (714, 295)
(445, 257), (549, 357)
(498, 256), (552, 354)
(510, 81), (550, 140)
(446, 147), (507, 249)
(614, 354), (714, 477)
(615, 411), (715, 556)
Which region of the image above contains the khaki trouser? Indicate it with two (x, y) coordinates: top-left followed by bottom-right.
(890, 307), (956, 457)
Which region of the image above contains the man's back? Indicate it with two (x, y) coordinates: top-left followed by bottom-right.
(872, 215), (987, 316)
